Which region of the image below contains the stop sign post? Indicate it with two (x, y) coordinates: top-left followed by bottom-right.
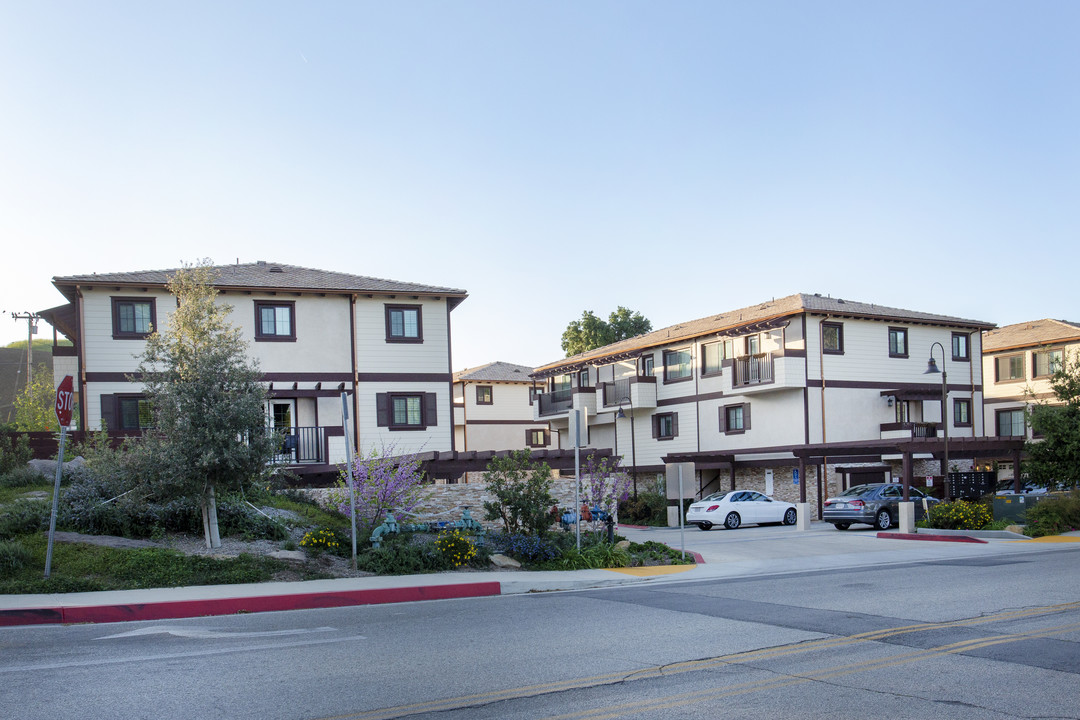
(45, 376), (74, 577)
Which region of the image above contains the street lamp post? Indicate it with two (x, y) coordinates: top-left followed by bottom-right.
(925, 342), (949, 502)
(616, 396), (637, 497)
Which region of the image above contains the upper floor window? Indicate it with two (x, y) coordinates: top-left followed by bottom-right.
(385, 305), (423, 343)
(526, 428), (549, 447)
(663, 349), (692, 383)
(112, 297), (156, 339)
(746, 334), (760, 356)
(995, 355), (1025, 382)
(822, 322), (844, 354)
(652, 412), (678, 440)
(255, 301), (295, 341)
(888, 327), (908, 358)
(529, 386), (537, 405)
(702, 340), (731, 375)
(578, 368), (590, 387)
(640, 355), (654, 377)
(996, 408), (1025, 437)
(1033, 349), (1063, 378)
(720, 403), (751, 433)
(951, 332), (970, 362)
(376, 392), (437, 430)
(953, 398), (972, 427)
(476, 385), (493, 405)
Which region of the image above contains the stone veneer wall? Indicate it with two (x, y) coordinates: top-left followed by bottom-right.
(302, 475), (589, 531)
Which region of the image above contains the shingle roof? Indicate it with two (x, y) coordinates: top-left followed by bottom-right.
(983, 319), (1080, 352)
(453, 361), (535, 383)
(52, 262), (467, 298)
(533, 292), (994, 377)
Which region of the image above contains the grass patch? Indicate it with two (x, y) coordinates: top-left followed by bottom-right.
(0, 533), (297, 594)
(264, 494), (349, 529)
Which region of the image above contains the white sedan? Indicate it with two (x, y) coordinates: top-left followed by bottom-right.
(686, 490), (798, 530)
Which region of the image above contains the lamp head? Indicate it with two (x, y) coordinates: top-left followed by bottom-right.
(616, 408), (626, 419)
(924, 357), (941, 375)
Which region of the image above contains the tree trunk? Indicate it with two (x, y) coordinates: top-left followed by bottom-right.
(201, 486), (222, 549)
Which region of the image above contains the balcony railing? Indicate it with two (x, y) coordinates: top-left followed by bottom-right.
(537, 388), (573, 416)
(911, 422), (938, 438)
(732, 353), (774, 387)
(273, 426), (326, 465)
(603, 378), (633, 407)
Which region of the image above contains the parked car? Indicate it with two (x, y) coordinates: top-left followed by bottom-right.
(686, 490), (798, 530)
(823, 483), (940, 530)
(994, 479), (1049, 495)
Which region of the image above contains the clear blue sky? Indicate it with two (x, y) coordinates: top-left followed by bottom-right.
(2, 1), (1077, 369)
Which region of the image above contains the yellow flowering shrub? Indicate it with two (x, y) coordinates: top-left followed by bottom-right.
(925, 500), (992, 530)
(434, 529), (477, 568)
(300, 528), (344, 556)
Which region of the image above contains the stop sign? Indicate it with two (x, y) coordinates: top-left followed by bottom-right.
(55, 375), (74, 427)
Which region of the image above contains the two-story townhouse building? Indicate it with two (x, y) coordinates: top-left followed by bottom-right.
(982, 319), (1080, 479)
(453, 361), (554, 459)
(532, 293), (1022, 519)
(38, 261), (467, 481)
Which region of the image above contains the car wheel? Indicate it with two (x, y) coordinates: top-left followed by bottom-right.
(783, 508), (798, 525)
(724, 512), (741, 530)
(697, 522), (712, 531)
(833, 523), (850, 530)
(875, 510), (892, 530)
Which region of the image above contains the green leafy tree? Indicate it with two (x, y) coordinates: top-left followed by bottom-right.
(1024, 349), (1080, 490)
(13, 363), (58, 431)
(483, 450), (556, 536)
(136, 261), (278, 548)
(561, 307), (651, 357)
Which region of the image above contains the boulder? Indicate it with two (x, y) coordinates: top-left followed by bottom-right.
(27, 456), (86, 478)
(489, 553), (521, 569)
(268, 550), (308, 562)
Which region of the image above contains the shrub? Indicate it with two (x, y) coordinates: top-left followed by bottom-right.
(1023, 492), (1080, 538)
(924, 500), (992, 530)
(618, 492), (667, 526)
(0, 500), (50, 538)
(0, 425), (32, 475)
(355, 538), (449, 575)
(482, 450), (556, 536)
(0, 466), (51, 488)
(434, 529), (477, 568)
(0, 540), (32, 577)
(488, 533), (561, 563)
(300, 527), (349, 557)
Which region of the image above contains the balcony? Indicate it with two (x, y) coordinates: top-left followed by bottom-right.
(273, 426), (327, 465)
(534, 387), (598, 420)
(879, 422), (938, 441)
(732, 353), (774, 388)
(599, 376), (657, 410)
(728, 353), (805, 393)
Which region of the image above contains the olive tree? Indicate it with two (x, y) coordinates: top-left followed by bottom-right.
(136, 261), (278, 548)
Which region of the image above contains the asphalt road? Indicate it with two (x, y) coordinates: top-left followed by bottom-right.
(2, 527), (1078, 720)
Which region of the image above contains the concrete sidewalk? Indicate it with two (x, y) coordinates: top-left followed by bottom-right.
(2, 524), (1076, 627)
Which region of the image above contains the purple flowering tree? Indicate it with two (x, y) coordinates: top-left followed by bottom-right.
(329, 446), (429, 533)
(581, 452), (632, 532)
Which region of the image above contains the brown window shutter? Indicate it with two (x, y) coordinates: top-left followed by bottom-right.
(744, 404), (751, 430)
(651, 415), (659, 438)
(376, 393), (389, 427)
(425, 393), (438, 426)
(100, 394), (116, 431)
(672, 412), (679, 437)
(718, 406), (726, 432)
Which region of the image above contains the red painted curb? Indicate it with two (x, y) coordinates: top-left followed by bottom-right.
(877, 532), (987, 544)
(0, 581), (502, 627)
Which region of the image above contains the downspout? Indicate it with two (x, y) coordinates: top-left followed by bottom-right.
(76, 286), (87, 432)
(446, 300), (456, 452)
(818, 315), (829, 514)
(459, 381), (468, 451)
(349, 294), (359, 453)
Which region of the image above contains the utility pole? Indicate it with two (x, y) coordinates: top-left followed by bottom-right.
(10, 312), (40, 391)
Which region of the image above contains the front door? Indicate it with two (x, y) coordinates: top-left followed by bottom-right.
(268, 400), (296, 459)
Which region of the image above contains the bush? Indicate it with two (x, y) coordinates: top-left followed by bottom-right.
(300, 527), (350, 557)
(550, 542), (631, 570)
(0, 500), (50, 538)
(434, 529), (477, 568)
(0, 539), (32, 577)
(924, 500), (993, 530)
(355, 537), (450, 575)
(487, 533), (561, 564)
(0, 425), (33, 475)
(482, 450), (556, 536)
(1023, 492), (1080, 538)
(0, 466), (50, 488)
(618, 492), (668, 526)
